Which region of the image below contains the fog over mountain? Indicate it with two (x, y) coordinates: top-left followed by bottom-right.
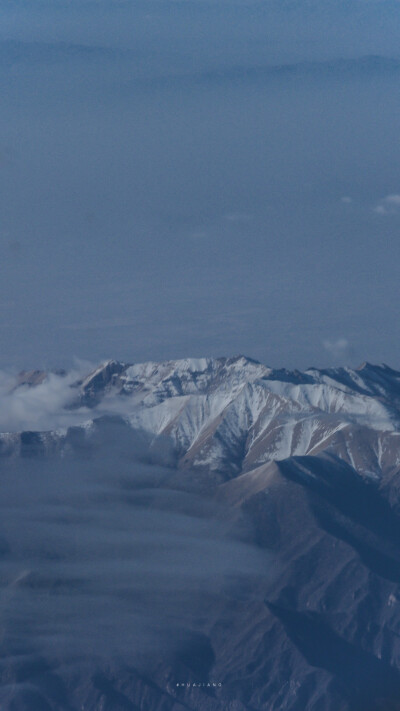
(2, 356), (400, 709)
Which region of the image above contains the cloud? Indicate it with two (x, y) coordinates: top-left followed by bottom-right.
(0, 422), (268, 700)
(0, 360), (162, 434)
(373, 194), (400, 215)
(0, 365), (269, 692)
(0, 364), (92, 432)
(223, 212), (253, 223)
(323, 337), (350, 361)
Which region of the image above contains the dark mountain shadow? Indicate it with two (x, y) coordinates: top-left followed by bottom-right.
(278, 455), (400, 546)
(278, 455), (400, 583)
(266, 602), (400, 711)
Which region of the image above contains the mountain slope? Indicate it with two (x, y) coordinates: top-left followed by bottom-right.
(2, 356), (400, 710)
(4, 356), (400, 482)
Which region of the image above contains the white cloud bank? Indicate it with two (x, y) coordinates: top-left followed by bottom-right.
(0, 364), (92, 433)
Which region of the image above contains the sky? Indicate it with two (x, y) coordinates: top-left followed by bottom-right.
(0, 0), (400, 371)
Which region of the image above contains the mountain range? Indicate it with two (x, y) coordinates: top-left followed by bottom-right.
(2, 355), (400, 710)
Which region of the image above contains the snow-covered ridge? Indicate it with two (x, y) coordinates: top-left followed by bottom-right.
(2, 356), (400, 480)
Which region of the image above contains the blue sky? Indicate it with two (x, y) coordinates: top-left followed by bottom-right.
(0, 1), (400, 370)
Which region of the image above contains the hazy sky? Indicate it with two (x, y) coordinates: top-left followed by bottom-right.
(1, 0), (400, 370)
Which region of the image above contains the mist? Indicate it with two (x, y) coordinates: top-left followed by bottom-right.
(0, 419), (268, 706)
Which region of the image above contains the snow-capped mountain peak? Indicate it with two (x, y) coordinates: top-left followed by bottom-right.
(2, 355), (400, 484)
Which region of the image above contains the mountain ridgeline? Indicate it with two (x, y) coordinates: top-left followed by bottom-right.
(2, 355), (400, 710)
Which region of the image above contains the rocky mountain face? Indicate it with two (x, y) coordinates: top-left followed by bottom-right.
(2, 356), (400, 710)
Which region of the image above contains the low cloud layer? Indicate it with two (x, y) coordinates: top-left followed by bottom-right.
(0, 363), (148, 434)
(0, 367), (271, 692)
(0, 366), (90, 433)
(0, 423), (268, 704)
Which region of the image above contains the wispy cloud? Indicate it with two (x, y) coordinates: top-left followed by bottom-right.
(323, 337), (350, 361)
(374, 194), (400, 215)
(0, 364), (91, 432)
(223, 212), (253, 223)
